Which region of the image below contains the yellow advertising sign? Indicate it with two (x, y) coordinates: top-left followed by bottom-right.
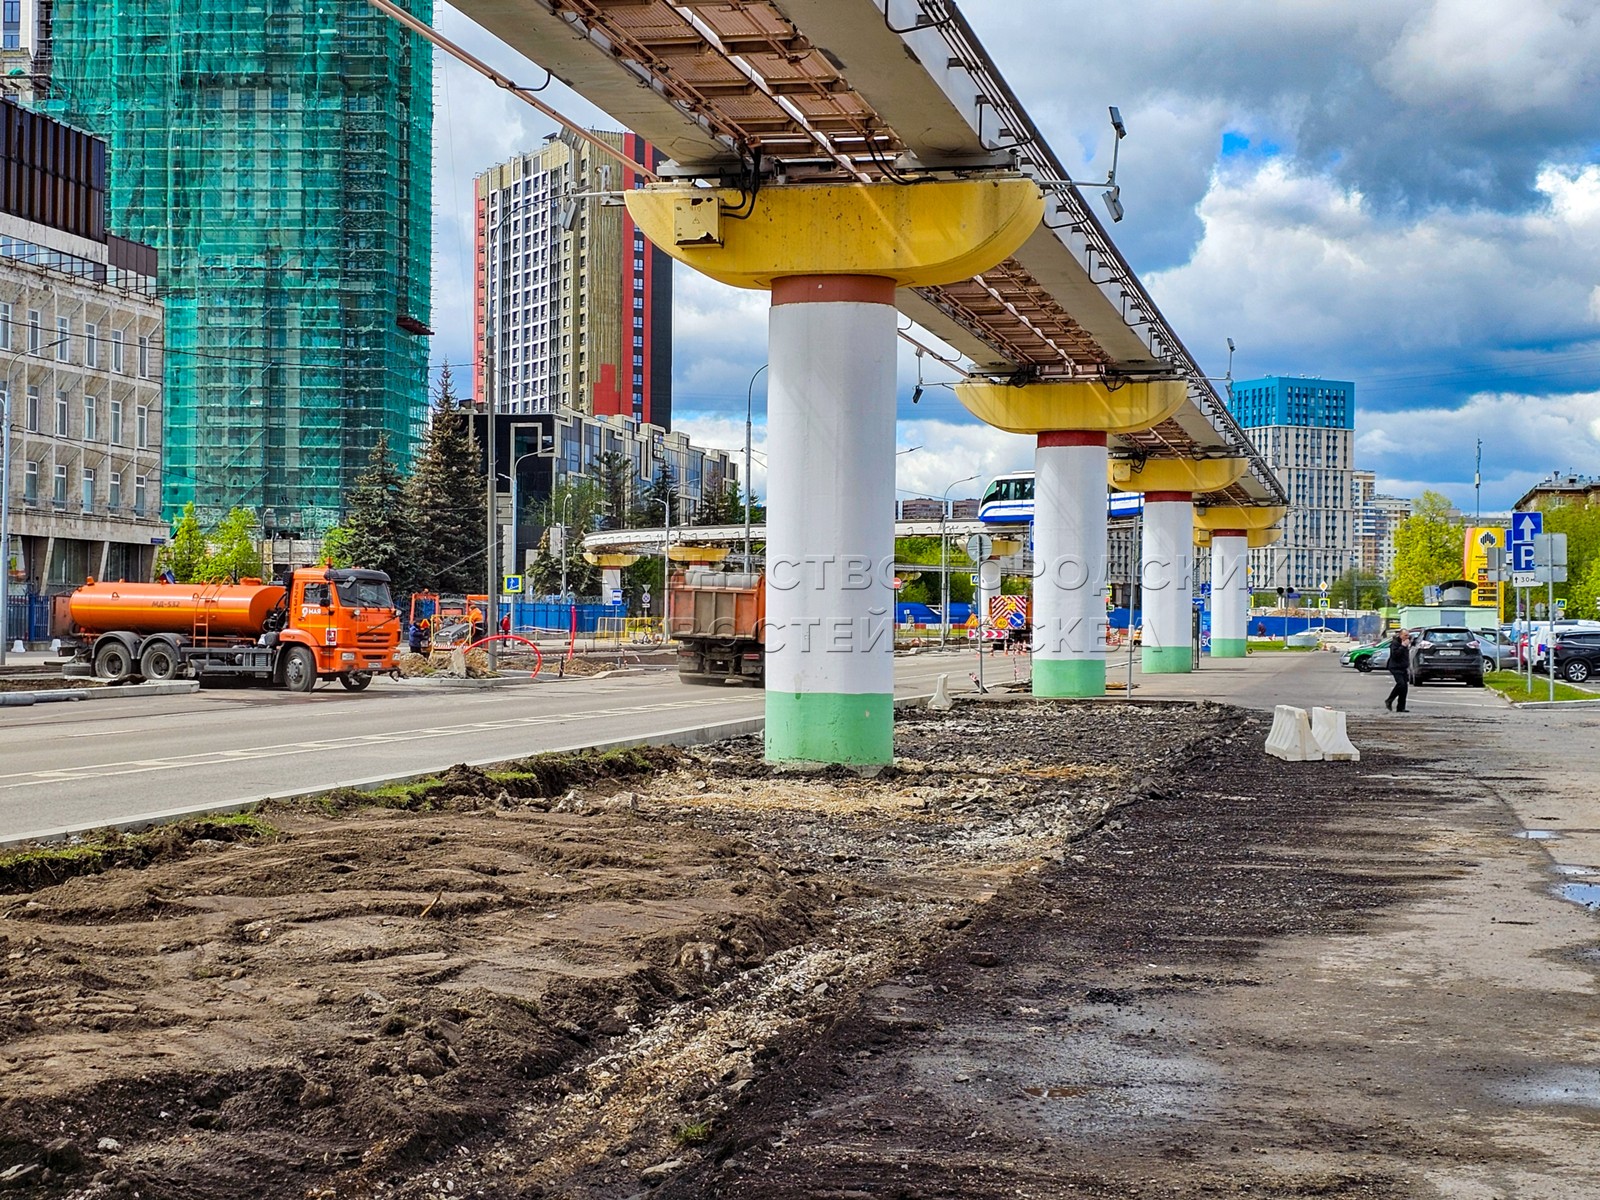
(1462, 526), (1504, 608)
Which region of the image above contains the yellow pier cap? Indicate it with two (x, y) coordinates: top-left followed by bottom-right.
(668, 545), (730, 564)
(1109, 457), (1249, 494)
(1194, 505), (1287, 533)
(955, 378), (1188, 435)
(623, 178), (1044, 290)
(583, 553), (641, 568)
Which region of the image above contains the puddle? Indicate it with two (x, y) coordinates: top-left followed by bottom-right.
(1556, 883), (1600, 910)
(1494, 1068), (1600, 1110)
(1552, 864), (1598, 877)
(1513, 830), (1560, 840)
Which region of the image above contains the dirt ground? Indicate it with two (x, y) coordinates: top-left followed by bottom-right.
(0, 701), (1595, 1198)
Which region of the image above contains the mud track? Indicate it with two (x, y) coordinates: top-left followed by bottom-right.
(2, 700), (1587, 1198)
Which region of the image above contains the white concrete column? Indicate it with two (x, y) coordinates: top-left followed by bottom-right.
(1141, 492), (1193, 673)
(977, 559), (1001, 626)
(1033, 433), (1108, 696)
(1210, 531), (1249, 657)
(764, 276), (897, 764)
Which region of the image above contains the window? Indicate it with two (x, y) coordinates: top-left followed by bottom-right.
(27, 309), (39, 354)
(134, 475), (147, 516)
(136, 405), (148, 449)
(53, 464), (67, 505)
(138, 336), (151, 378)
(23, 460), (36, 503)
(0, 301), (9, 351)
(56, 317), (70, 361)
(111, 330), (124, 373)
(55, 392), (69, 436)
(84, 396), (98, 441)
(109, 472), (122, 509)
(84, 322), (98, 368)
(25, 386), (38, 433)
(82, 467), (95, 511)
(110, 399), (123, 444)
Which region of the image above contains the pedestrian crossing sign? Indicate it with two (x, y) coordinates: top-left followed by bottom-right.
(503, 575), (524, 594)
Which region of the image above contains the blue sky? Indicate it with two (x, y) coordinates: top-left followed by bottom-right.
(429, 1), (1600, 512)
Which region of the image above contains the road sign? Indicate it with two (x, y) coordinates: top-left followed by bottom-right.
(1512, 570), (1539, 588)
(1317, 598), (1330, 610)
(966, 533), (993, 562)
(1192, 595), (1205, 608)
(1200, 581), (1212, 597)
(503, 574), (524, 594)
(1512, 541), (1536, 571)
(1555, 597), (1567, 612)
(608, 587), (623, 604)
(1509, 511), (1543, 545)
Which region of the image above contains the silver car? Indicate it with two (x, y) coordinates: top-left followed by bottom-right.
(1475, 633), (1517, 670)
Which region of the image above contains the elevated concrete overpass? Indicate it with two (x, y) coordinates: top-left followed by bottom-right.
(390, 0), (1286, 759)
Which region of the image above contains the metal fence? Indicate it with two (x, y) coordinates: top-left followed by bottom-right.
(3, 592), (50, 643)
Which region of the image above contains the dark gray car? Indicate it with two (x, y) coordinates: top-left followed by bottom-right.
(1410, 627), (1485, 686)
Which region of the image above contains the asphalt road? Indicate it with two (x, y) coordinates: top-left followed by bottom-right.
(0, 652), (988, 844)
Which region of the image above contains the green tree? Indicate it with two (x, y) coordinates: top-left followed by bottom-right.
(154, 503), (210, 582)
(637, 460), (681, 528)
(321, 523), (355, 569)
(404, 362), (485, 595)
(1570, 554), (1600, 621)
(1390, 490), (1463, 605)
(204, 507), (263, 583)
(1328, 568), (1387, 609)
(339, 434), (411, 593)
(596, 450), (634, 531)
(530, 477), (603, 598)
(693, 479), (743, 527)
(895, 535), (973, 604)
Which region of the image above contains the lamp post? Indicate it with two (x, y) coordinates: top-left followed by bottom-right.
(743, 363), (766, 571)
(560, 487), (573, 603)
(652, 494), (671, 619)
(2, 335), (72, 666)
(938, 473), (978, 647)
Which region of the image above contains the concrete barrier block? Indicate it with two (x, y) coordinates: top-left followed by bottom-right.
(929, 673), (953, 711)
(1311, 707), (1360, 761)
(1265, 704), (1321, 761)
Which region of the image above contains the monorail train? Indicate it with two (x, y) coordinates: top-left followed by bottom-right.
(978, 471), (1144, 525)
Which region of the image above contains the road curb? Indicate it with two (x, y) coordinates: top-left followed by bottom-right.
(1507, 698), (1600, 710)
(0, 680), (198, 705)
(0, 692), (935, 848)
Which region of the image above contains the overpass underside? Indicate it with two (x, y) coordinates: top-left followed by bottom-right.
(425, 0), (1288, 761)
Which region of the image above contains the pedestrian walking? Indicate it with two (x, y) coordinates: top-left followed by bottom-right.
(1385, 630), (1411, 712)
(499, 612), (511, 638)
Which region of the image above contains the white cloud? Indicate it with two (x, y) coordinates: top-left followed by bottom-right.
(894, 421), (1033, 503)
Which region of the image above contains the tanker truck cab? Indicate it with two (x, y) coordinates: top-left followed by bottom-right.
(278, 568), (402, 692)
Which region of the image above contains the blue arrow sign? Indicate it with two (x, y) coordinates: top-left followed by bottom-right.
(1510, 512), (1542, 544)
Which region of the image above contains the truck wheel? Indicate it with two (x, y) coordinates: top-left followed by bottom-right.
(139, 643), (183, 682)
(339, 671), (372, 692)
(94, 642), (133, 682)
(283, 646), (318, 693)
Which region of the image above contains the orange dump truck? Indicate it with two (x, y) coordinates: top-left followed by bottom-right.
(60, 568), (401, 692)
(667, 567), (764, 685)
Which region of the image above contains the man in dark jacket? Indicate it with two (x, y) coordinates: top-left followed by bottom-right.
(1385, 630), (1411, 712)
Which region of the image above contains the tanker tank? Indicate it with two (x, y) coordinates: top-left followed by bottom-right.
(69, 581), (288, 640)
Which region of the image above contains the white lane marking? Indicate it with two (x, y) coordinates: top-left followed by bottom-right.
(0, 695), (756, 790)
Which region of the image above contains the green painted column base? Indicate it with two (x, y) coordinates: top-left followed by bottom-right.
(1141, 645), (1193, 674)
(1210, 638), (1248, 658)
(765, 691), (895, 765)
(1033, 657), (1106, 698)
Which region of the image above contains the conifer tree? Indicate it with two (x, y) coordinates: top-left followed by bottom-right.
(339, 434), (410, 594)
(404, 363), (486, 595)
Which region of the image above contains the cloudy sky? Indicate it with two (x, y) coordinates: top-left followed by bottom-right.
(427, 0), (1600, 513)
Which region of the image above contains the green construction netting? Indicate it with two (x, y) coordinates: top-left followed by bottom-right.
(47, 0), (433, 531)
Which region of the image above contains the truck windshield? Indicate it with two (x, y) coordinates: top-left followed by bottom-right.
(335, 579), (395, 610)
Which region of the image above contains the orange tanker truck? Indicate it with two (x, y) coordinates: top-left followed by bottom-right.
(59, 568), (401, 692)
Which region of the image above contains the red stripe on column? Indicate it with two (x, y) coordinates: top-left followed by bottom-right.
(1039, 430), (1108, 448)
(1211, 528), (1248, 539)
(1144, 491), (1192, 503)
(771, 275), (896, 307)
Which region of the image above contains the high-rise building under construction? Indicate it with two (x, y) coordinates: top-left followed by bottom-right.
(43, 1), (433, 532)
